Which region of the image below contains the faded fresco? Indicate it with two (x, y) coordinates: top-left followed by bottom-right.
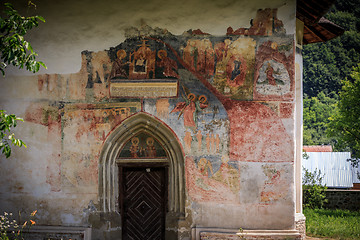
(0, 7), (297, 235)
(22, 8), (294, 203)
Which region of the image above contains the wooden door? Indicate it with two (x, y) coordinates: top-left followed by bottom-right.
(120, 166), (166, 240)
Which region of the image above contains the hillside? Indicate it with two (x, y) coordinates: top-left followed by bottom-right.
(303, 0), (360, 147)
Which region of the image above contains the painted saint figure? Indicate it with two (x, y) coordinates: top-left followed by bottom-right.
(130, 137), (140, 158)
(198, 158), (214, 177)
(109, 49), (128, 80)
(145, 137), (157, 158)
(171, 91), (208, 130)
(265, 62), (276, 85)
(129, 40), (156, 79)
(157, 50), (179, 78)
(184, 131), (192, 154)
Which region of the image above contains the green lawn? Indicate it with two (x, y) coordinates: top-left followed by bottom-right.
(304, 208), (360, 239)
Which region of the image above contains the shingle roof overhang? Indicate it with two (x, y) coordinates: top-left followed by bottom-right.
(297, 0), (345, 44)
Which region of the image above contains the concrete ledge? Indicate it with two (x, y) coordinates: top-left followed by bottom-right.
(237, 230), (301, 239)
(22, 226), (91, 240)
(192, 227), (301, 240)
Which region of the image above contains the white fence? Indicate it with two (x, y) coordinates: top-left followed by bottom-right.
(302, 152), (355, 188)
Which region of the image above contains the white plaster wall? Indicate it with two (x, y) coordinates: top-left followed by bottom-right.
(5, 0), (295, 75)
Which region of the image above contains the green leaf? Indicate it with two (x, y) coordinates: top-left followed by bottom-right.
(0, 3), (46, 76)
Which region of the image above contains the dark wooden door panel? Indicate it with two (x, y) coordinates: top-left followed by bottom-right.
(122, 167), (166, 240)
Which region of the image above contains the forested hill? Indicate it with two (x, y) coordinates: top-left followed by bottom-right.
(303, 0), (360, 147)
(303, 0), (360, 98)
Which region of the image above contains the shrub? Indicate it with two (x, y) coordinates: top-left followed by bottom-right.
(303, 168), (328, 209)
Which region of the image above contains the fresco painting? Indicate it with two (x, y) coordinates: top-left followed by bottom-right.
(180, 129), (225, 156)
(256, 59), (290, 96)
(22, 18), (294, 205)
(90, 12), (292, 206)
(62, 103), (140, 143)
(128, 40), (156, 79)
(62, 153), (98, 188)
(157, 50), (179, 78)
(260, 164), (292, 204)
(254, 40), (294, 100)
(109, 49), (129, 80)
(226, 8), (285, 36)
(170, 88), (209, 130)
(0, 7), (299, 236)
(185, 156), (239, 203)
(118, 132), (167, 158)
(213, 37), (256, 100)
(183, 39), (214, 77)
(155, 98), (170, 119)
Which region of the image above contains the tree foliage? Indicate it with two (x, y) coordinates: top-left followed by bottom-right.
(303, 0), (360, 98)
(303, 92), (338, 146)
(303, 0), (360, 147)
(0, 2), (45, 158)
(327, 64), (360, 162)
(0, 110), (26, 158)
(0, 2), (46, 76)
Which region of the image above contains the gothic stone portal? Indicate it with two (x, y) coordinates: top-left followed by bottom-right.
(118, 133), (168, 239)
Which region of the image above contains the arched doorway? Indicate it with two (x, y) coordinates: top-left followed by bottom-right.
(98, 112), (185, 239)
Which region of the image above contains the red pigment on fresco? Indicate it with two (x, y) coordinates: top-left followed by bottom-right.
(253, 41), (295, 100)
(226, 9), (284, 36)
(76, 156), (98, 185)
(279, 102), (294, 119)
(152, 38), (294, 163)
(190, 29), (210, 35)
(72, 106), (130, 143)
(224, 100), (293, 162)
(182, 39), (215, 77)
(25, 104), (63, 191)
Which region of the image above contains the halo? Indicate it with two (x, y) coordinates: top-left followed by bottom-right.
(199, 95), (207, 103)
(157, 50), (167, 59)
(187, 93), (196, 101)
(117, 49), (127, 59)
(271, 42), (278, 50)
(131, 137), (139, 146)
(146, 137), (154, 146)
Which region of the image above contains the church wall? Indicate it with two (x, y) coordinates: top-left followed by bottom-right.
(0, 0), (298, 239)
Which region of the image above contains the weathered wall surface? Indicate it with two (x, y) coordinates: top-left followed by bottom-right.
(6, 0), (295, 75)
(0, 0), (297, 239)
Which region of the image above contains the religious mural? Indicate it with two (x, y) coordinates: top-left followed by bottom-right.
(118, 132), (167, 159)
(170, 86), (209, 130)
(253, 40), (294, 100)
(25, 8), (294, 207)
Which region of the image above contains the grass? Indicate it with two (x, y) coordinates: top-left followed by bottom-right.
(304, 208), (360, 239)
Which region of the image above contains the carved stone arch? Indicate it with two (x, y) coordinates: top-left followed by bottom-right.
(99, 112), (185, 215)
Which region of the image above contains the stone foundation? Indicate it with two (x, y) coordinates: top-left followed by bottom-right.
(295, 213), (306, 240)
(325, 190), (360, 211)
(193, 228), (301, 240)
